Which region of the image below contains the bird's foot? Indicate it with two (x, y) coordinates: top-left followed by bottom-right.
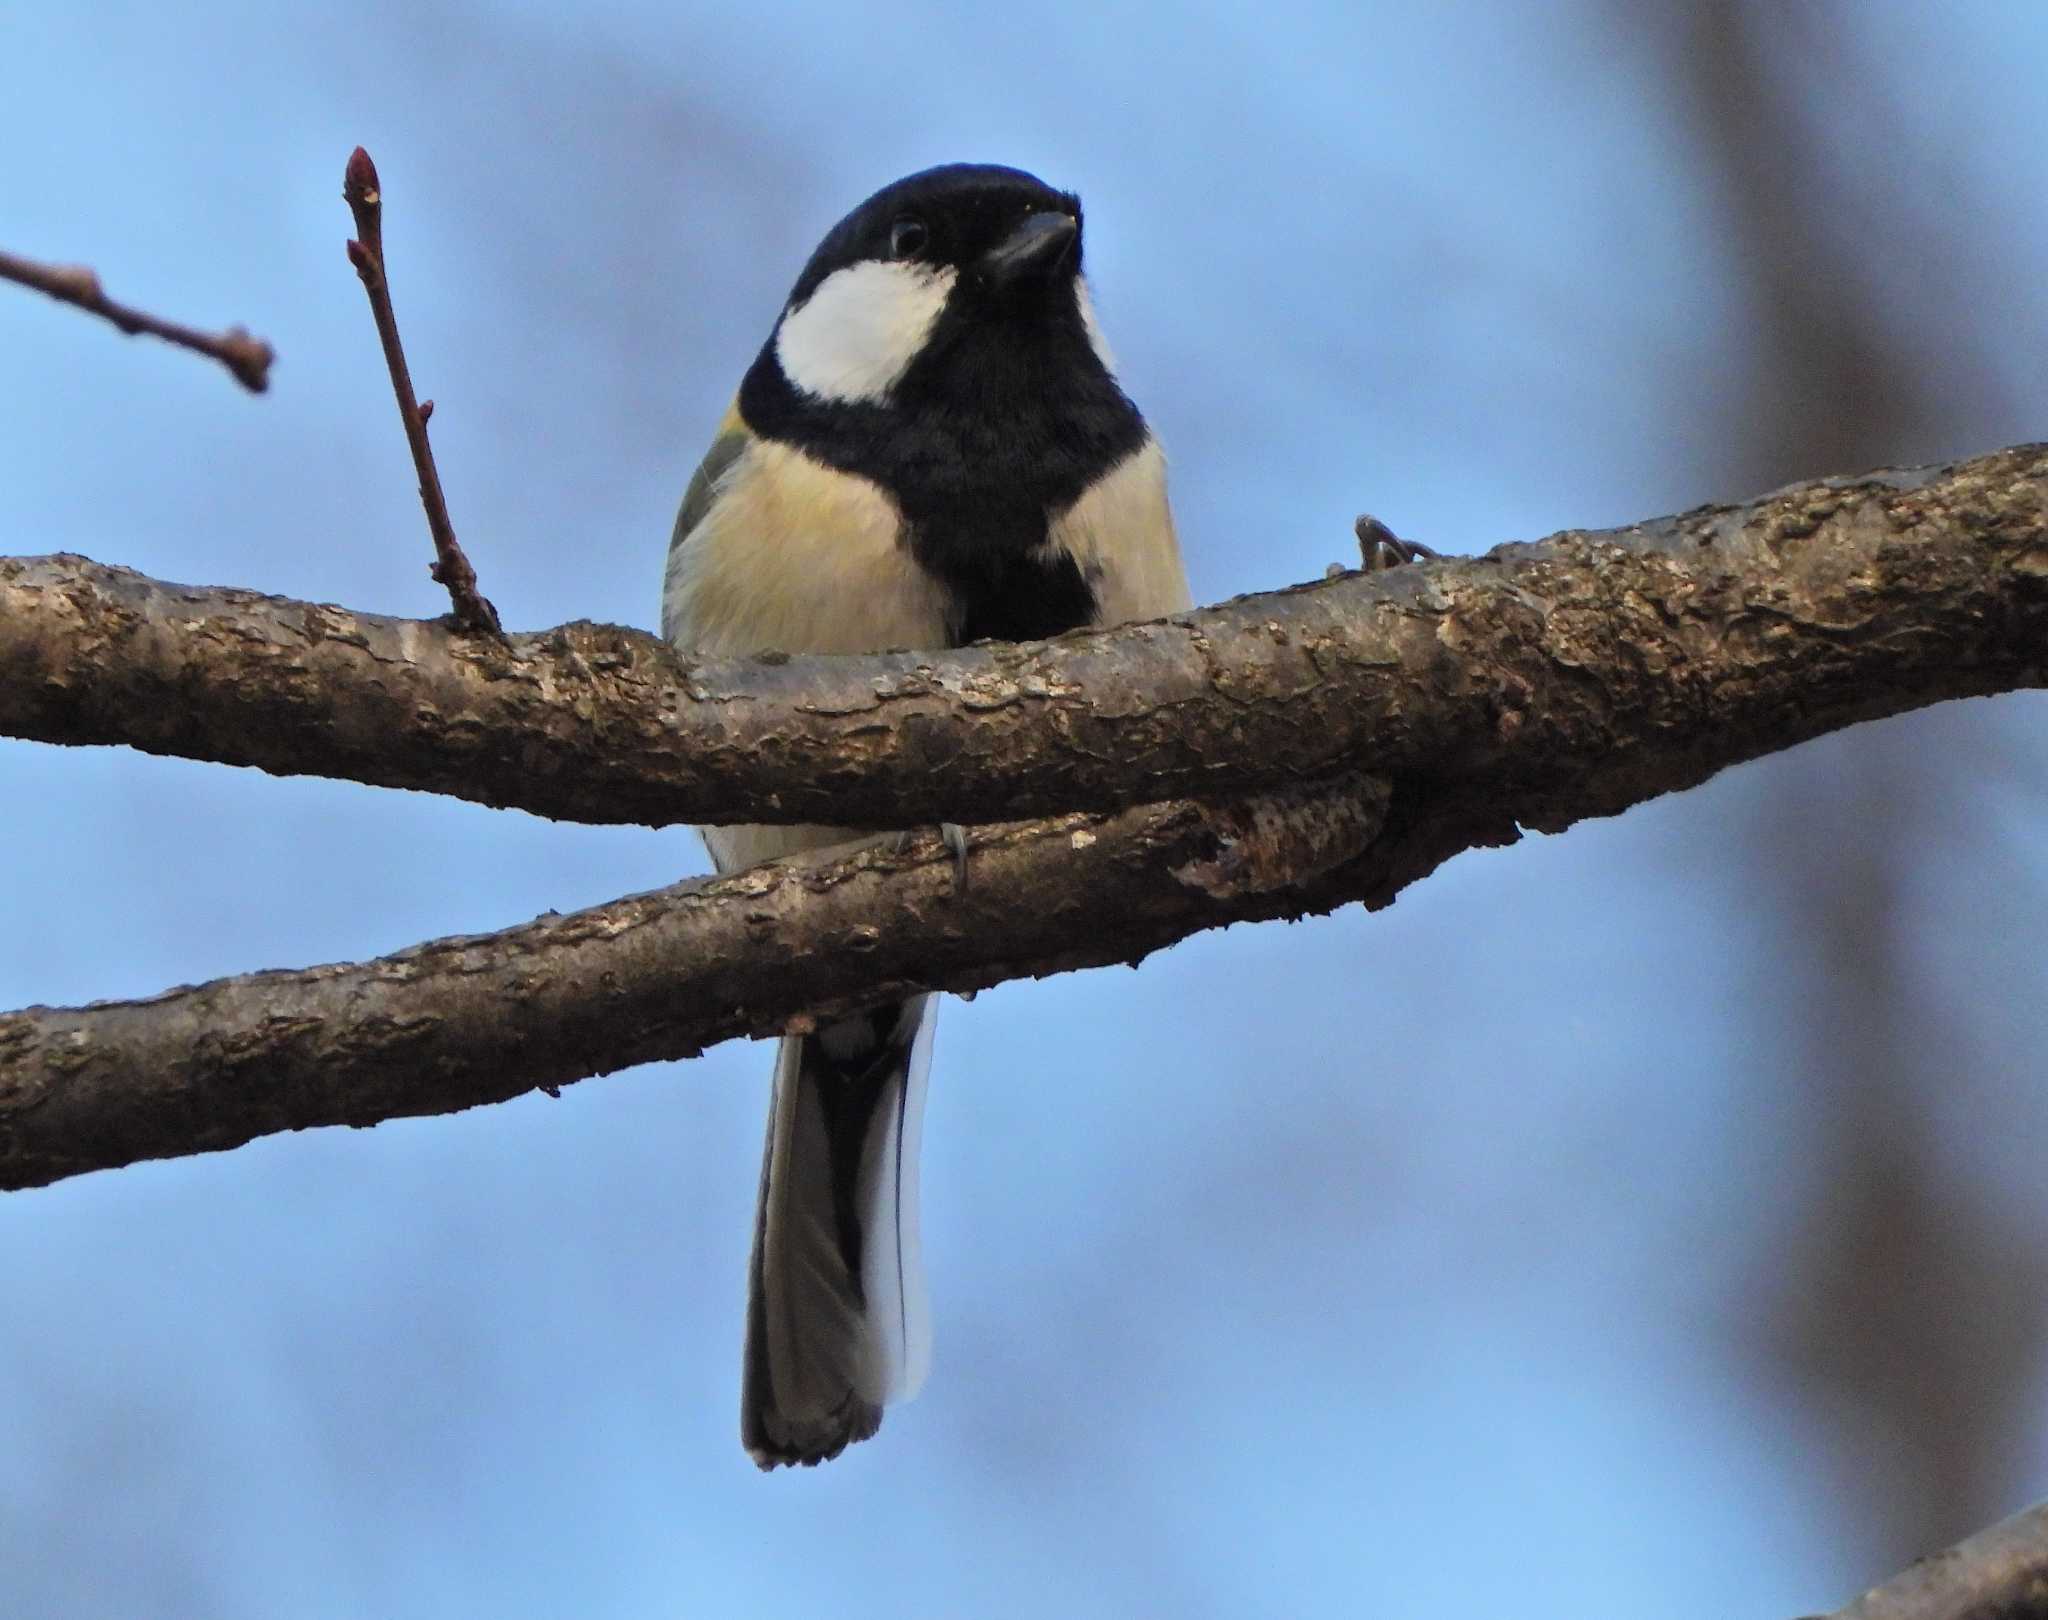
(881, 823), (971, 894)
(940, 822), (970, 894)
(1353, 513), (1440, 571)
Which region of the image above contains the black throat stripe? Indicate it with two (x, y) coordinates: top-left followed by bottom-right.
(738, 309), (1148, 645)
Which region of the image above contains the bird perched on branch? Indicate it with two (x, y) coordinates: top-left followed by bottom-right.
(663, 163), (1190, 1467)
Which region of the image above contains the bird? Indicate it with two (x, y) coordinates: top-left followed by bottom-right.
(662, 163), (1190, 1467)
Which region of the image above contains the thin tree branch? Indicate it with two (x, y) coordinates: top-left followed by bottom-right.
(0, 245), (274, 392)
(341, 146), (500, 636)
(3, 444), (2046, 833)
(1810, 1498), (2048, 1618)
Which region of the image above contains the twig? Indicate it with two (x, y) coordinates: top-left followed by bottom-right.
(1810, 1498), (2048, 1618)
(0, 246), (273, 392)
(341, 147), (501, 637)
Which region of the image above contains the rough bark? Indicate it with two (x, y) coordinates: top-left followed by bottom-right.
(5, 443), (2046, 835)
(2, 444), (2046, 1190)
(0, 779), (1401, 1191)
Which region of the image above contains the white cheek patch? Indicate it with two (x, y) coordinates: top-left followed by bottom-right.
(775, 259), (956, 403)
(1074, 276), (1118, 375)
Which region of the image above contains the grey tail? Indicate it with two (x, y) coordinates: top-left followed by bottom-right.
(742, 995), (936, 1468)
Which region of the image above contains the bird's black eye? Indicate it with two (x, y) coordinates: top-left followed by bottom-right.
(889, 216), (929, 259)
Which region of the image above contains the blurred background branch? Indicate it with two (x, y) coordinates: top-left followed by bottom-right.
(1630, 0), (2048, 1573)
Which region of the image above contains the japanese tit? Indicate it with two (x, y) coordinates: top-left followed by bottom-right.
(662, 163), (1190, 1468)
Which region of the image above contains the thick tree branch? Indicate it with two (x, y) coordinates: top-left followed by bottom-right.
(0, 777), (1405, 1191)
(4, 444), (2045, 835)
(1813, 1498), (2048, 1618)
(3, 444), (2046, 1190)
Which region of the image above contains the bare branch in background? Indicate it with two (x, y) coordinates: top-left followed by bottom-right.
(0, 244), (274, 392)
(1645, 0), (2047, 1564)
(342, 146), (500, 636)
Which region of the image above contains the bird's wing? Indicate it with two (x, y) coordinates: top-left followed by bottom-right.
(662, 399), (754, 645)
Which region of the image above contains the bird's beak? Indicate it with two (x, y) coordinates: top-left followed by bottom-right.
(977, 210), (1078, 289)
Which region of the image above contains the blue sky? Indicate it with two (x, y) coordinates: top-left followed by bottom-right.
(4, 3), (2047, 1615)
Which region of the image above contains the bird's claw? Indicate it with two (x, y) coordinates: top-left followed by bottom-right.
(1354, 513), (1439, 571)
(939, 822), (976, 1000)
(940, 822), (970, 894)
(883, 822), (971, 893)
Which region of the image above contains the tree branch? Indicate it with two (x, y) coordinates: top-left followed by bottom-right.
(340, 147), (501, 636)
(1812, 1498), (2048, 1618)
(2, 444), (2045, 1190)
(4, 444), (2046, 834)
(0, 776), (1405, 1191)
(0, 245), (275, 392)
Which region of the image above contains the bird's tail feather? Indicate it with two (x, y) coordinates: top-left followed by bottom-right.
(742, 994), (935, 1468)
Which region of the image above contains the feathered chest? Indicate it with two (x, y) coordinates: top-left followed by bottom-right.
(737, 324), (1150, 643)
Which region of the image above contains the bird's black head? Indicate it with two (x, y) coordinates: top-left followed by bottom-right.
(788, 163), (1085, 308)
(738, 164), (1151, 644)
(759, 164), (1116, 410)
